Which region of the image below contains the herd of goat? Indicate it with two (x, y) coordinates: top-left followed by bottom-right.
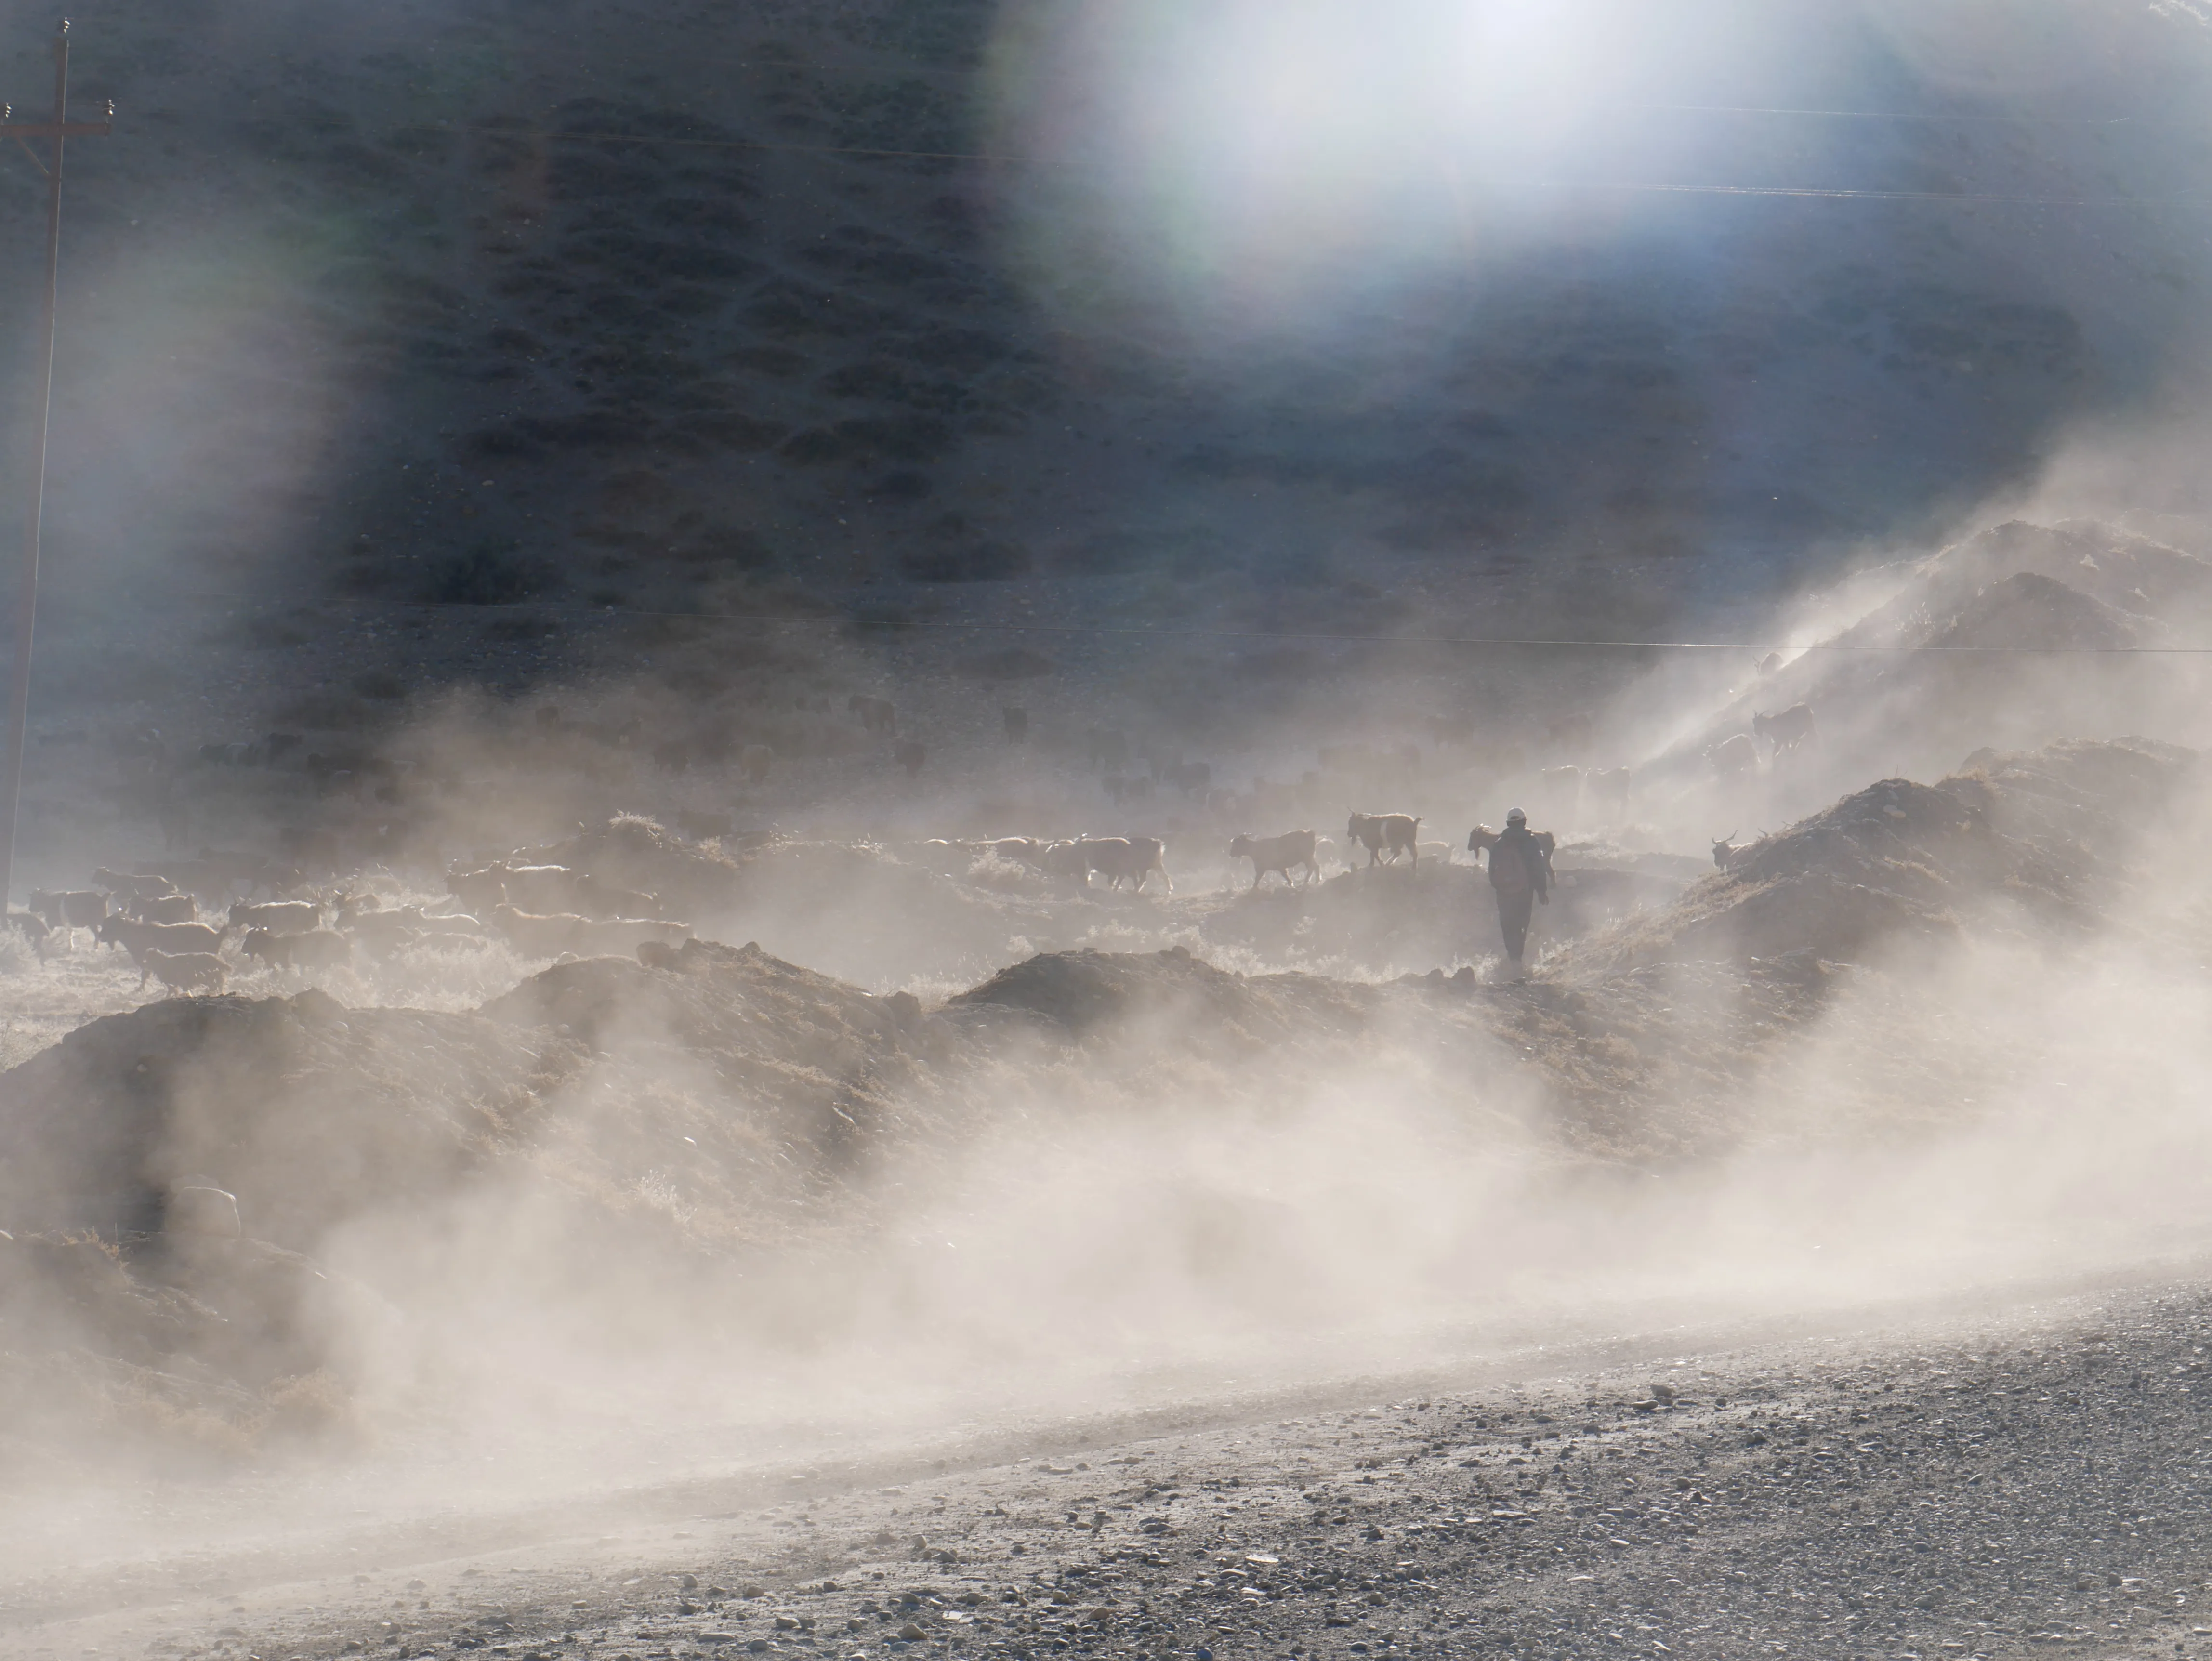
(0, 690), (1822, 996)
(972, 812), (1563, 895)
(7, 857), (692, 994)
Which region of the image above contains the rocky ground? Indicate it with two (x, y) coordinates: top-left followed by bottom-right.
(12, 1271), (2212, 1661)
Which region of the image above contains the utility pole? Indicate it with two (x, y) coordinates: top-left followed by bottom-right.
(0, 21), (111, 909)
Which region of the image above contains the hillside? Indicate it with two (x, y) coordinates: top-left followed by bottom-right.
(0, 0), (2207, 645)
(2, 736), (2202, 1467)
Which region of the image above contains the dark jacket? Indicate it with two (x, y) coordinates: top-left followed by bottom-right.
(1487, 826), (1550, 898)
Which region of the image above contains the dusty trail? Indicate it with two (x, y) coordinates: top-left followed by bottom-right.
(13, 1256), (2212, 1661)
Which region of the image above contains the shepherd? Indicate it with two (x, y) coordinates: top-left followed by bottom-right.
(1485, 807), (1550, 975)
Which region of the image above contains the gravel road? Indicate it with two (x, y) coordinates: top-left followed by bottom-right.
(17, 1277), (2212, 1661)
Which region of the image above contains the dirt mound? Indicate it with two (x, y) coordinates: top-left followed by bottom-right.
(1579, 737), (2194, 969)
(949, 946), (1365, 1044)
(1925, 570), (2147, 651)
(1928, 518), (2212, 623)
(4, 738), (2201, 1467)
(0, 989), (572, 1249)
(1646, 520), (2206, 808)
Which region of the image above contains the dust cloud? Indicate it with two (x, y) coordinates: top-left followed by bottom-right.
(12, 539), (2212, 1569)
(12, 0), (2212, 1610)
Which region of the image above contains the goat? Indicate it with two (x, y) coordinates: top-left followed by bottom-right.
(1711, 832), (1758, 872)
(1346, 811), (1421, 867)
(1229, 830), (1319, 891)
(1753, 703), (1817, 755)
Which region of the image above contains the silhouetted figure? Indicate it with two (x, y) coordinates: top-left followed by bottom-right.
(1486, 807), (1550, 974)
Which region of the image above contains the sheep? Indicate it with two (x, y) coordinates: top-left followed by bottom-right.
(1087, 728), (1130, 771)
(1707, 733), (1759, 778)
(3, 910), (51, 953)
(95, 917), (223, 962)
(571, 874), (659, 920)
(1078, 836), (1171, 893)
(242, 928), (352, 970)
(229, 899), (320, 936)
(491, 903), (590, 957)
(445, 863), (510, 912)
(576, 916), (694, 955)
(1040, 839), (1092, 885)
(980, 837), (1050, 869)
(343, 905), (484, 947)
(493, 864), (586, 914)
(1534, 765), (1583, 822)
(1585, 766), (1633, 821)
(399, 908), (486, 939)
(449, 861), (553, 911)
(1415, 840), (1454, 865)
(139, 949), (227, 996)
(452, 862), (657, 919)
(1166, 760), (1211, 798)
(674, 809), (734, 840)
(1229, 830), (1320, 891)
(847, 694), (896, 735)
(1346, 811), (1421, 867)
(92, 868), (178, 904)
(132, 892), (198, 925)
(30, 888), (107, 933)
(337, 908), (420, 954)
(894, 739), (925, 778)
(342, 906), (487, 954)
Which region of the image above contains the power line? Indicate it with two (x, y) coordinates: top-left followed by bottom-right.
(1619, 101), (2158, 127)
(240, 594), (2212, 654)
(444, 122), (2194, 207)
